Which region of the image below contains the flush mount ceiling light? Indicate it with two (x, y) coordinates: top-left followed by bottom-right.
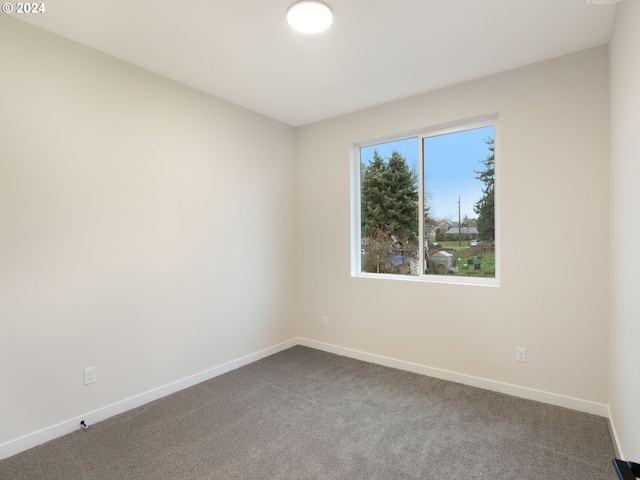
(586, 0), (621, 4)
(287, 0), (333, 34)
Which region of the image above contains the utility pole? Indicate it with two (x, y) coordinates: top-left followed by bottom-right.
(458, 196), (461, 247)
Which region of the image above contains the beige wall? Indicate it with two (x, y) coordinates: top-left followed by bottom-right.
(0, 16), (297, 446)
(609, 0), (640, 461)
(296, 47), (610, 405)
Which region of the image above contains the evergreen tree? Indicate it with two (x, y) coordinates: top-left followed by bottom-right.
(473, 138), (495, 241)
(361, 150), (419, 274)
(361, 150), (418, 244)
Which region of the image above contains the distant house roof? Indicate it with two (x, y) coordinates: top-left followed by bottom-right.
(436, 220), (451, 226)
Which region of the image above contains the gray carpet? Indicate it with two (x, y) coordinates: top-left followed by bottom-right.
(0, 346), (618, 479)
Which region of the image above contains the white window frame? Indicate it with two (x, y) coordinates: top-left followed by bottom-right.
(351, 113), (500, 287)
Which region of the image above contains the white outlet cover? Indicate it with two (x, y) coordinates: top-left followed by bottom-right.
(84, 367), (96, 385)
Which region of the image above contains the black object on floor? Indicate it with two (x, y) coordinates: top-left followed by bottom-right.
(613, 459), (640, 480)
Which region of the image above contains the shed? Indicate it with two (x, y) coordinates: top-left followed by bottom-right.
(430, 250), (453, 274)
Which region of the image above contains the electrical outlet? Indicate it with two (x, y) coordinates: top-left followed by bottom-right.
(321, 315), (329, 327)
(84, 367), (96, 385)
(516, 347), (526, 363)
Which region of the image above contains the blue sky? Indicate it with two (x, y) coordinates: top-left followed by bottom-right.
(360, 126), (494, 221)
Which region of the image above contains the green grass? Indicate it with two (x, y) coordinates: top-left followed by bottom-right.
(452, 251), (495, 277)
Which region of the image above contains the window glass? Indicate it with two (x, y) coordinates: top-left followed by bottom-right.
(360, 137), (419, 275)
(423, 126), (495, 278)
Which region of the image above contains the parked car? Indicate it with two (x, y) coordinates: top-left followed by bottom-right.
(428, 242), (441, 249)
(469, 240), (478, 247)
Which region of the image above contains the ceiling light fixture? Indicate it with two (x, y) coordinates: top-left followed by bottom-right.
(287, 0), (333, 34)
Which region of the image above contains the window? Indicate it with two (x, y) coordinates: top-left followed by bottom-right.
(354, 116), (498, 285)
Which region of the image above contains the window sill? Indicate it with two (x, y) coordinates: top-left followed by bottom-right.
(352, 272), (500, 287)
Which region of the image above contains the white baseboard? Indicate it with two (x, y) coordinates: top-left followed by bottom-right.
(1, 336), (613, 461)
(298, 338), (610, 418)
(607, 407), (625, 459)
(0, 338), (298, 460)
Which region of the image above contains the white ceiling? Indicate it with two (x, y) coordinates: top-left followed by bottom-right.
(12, 0), (616, 126)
